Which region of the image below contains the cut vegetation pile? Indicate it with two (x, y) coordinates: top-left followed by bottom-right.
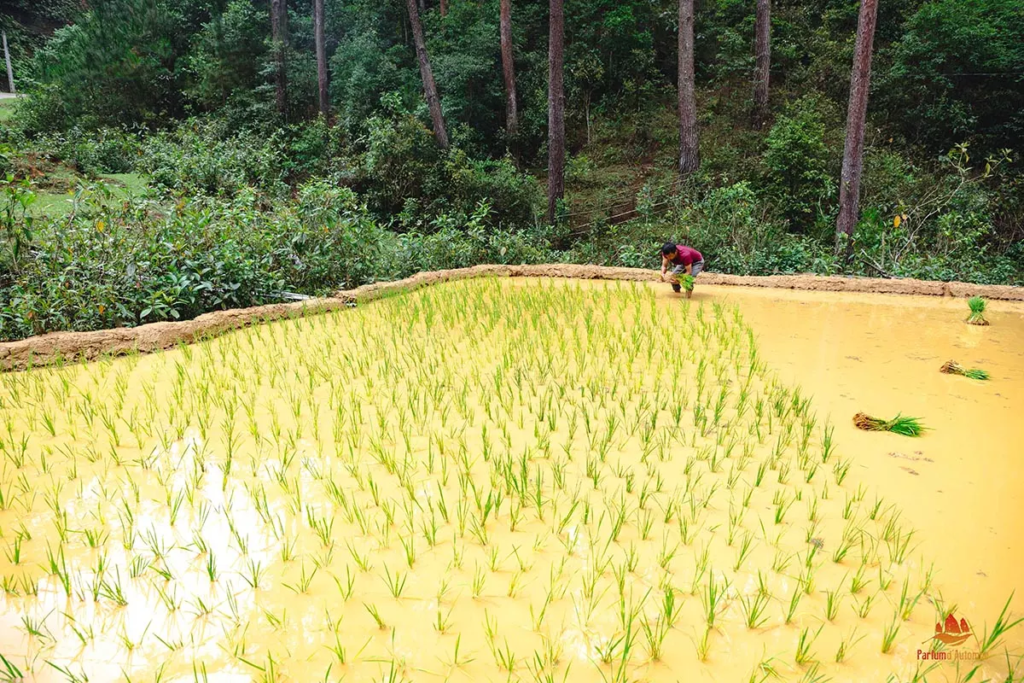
(0, 278), (1014, 681)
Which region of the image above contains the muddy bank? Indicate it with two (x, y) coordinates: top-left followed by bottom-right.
(2, 265), (1021, 371)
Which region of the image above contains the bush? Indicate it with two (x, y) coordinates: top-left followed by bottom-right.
(761, 98), (836, 231)
(32, 127), (142, 174)
(141, 119), (289, 197)
(0, 179), (554, 341)
(25, 0), (180, 131)
(355, 105), (541, 230)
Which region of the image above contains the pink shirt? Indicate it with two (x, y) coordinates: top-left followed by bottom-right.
(670, 245), (703, 266)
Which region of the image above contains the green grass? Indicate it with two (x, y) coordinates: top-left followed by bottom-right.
(27, 191), (74, 218)
(100, 173), (149, 196)
(0, 99), (16, 123)
(26, 173), (151, 218)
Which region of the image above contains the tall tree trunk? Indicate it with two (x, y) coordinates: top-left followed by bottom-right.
(270, 0), (289, 119)
(677, 0), (699, 176)
(500, 0), (518, 137)
(313, 0), (329, 117)
(406, 0), (449, 149)
(547, 0), (565, 224)
(440, 0), (448, 17)
(2, 32), (14, 94)
(836, 0), (879, 258)
(752, 0), (770, 129)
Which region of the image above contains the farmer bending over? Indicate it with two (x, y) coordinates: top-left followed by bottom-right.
(660, 242), (704, 296)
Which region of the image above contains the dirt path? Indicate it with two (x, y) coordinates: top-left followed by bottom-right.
(2, 265), (1022, 371)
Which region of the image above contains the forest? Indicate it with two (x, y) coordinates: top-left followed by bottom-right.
(0, 0), (1021, 339)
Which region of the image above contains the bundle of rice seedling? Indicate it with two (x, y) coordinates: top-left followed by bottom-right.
(681, 274), (696, 299)
(966, 297), (989, 326)
(940, 360), (990, 381)
(853, 413), (925, 437)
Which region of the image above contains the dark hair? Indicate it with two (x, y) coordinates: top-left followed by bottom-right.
(661, 242), (678, 256)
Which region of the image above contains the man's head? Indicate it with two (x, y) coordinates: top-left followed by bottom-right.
(662, 242), (678, 258)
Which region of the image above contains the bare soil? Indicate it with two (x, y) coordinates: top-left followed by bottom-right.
(2, 264), (1021, 371)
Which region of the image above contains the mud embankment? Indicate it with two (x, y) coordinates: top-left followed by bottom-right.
(2, 265), (1021, 371)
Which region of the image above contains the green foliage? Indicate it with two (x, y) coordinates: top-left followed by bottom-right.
(22, 0), (180, 131)
(355, 104), (541, 228)
(879, 0), (1024, 154)
(0, 179), (36, 275)
(182, 0), (269, 112)
(683, 182), (838, 276)
(33, 127), (142, 175)
(0, 180), (549, 341)
(5, 0), (1022, 343)
(762, 98), (836, 230)
(141, 119), (288, 197)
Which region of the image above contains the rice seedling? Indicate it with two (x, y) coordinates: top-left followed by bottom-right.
(939, 360), (990, 381)
(740, 590), (771, 629)
(825, 588), (844, 621)
(881, 612), (902, 654)
(364, 602), (387, 630)
(835, 628), (865, 663)
(786, 586), (803, 624)
(976, 592), (1024, 658)
(965, 296), (989, 325)
(695, 625), (712, 663)
(0, 278), (991, 681)
(0, 654), (24, 682)
(795, 625), (823, 665)
(853, 413), (925, 437)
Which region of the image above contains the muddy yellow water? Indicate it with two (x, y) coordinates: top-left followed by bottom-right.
(0, 278), (1021, 682)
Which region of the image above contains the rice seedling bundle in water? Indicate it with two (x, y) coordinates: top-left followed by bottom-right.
(0, 277), (1006, 682)
(966, 296), (989, 325)
(940, 360), (990, 381)
(853, 412), (925, 436)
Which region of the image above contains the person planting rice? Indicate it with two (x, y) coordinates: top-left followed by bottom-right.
(660, 242), (704, 297)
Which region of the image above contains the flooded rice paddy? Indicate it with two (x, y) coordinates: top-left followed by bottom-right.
(0, 277), (1021, 682)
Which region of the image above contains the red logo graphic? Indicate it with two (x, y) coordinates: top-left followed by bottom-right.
(932, 613), (971, 646)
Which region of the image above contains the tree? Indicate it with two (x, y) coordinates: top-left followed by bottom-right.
(836, 0), (879, 255)
(440, 0), (448, 17)
(270, 0), (289, 118)
(500, 0), (518, 138)
(752, 0), (770, 129)
(313, 0), (328, 117)
(678, 0), (699, 175)
(880, 0), (1024, 155)
(405, 0), (449, 149)
(547, 0), (565, 224)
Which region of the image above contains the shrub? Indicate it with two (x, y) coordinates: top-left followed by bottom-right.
(25, 0), (180, 130)
(141, 119), (288, 197)
(0, 180), (553, 341)
(762, 98), (836, 231)
(32, 127), (142, 175)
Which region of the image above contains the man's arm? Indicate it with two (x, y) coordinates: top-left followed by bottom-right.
(684, 263), (693, 276)
(661, 255), (669, 278)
